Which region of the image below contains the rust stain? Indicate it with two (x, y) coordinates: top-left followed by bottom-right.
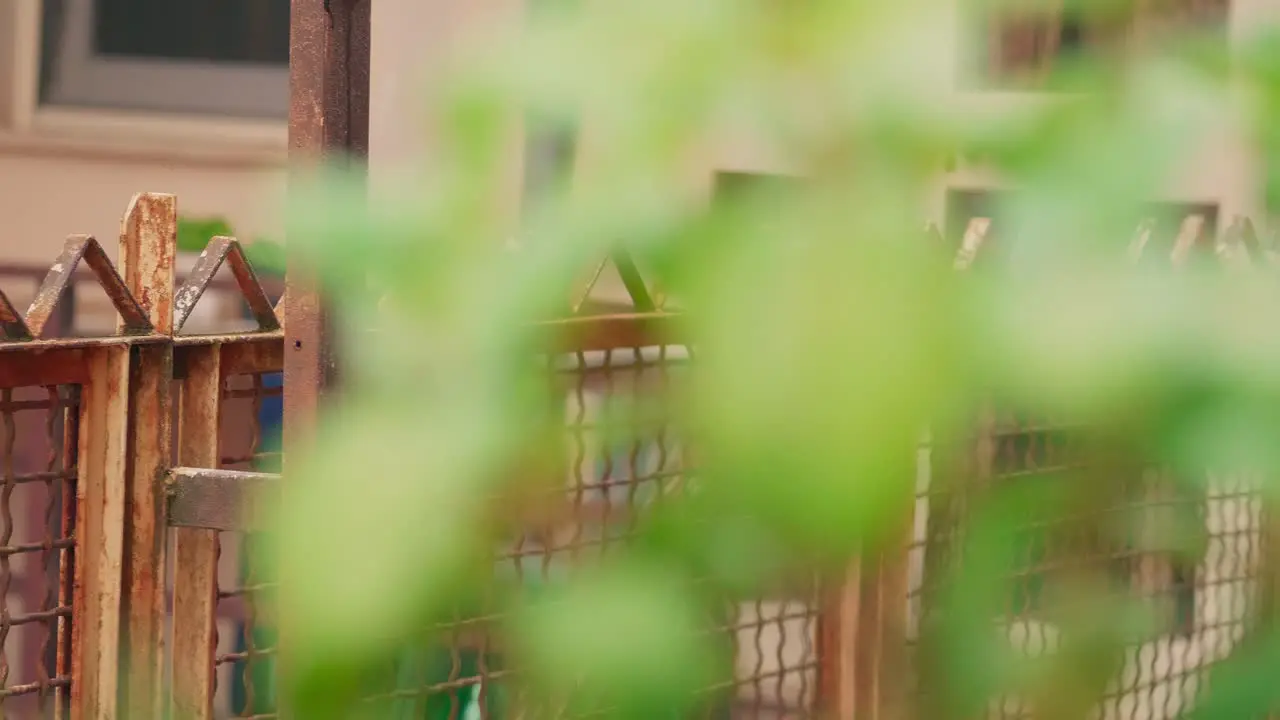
(120, 193), (178, 334)
(26, 236), (88, 339)
(226, 241), (281, 331)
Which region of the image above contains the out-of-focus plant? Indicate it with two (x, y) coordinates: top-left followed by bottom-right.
(264, 0), (1280, 718)
(177, 215), (286, 276)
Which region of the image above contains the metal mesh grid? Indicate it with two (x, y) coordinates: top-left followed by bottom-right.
(907, 410), (1267, 720)
(0, 386), (77, 718)
(362, 345), (821, 720)
(216, 373), (280, 719)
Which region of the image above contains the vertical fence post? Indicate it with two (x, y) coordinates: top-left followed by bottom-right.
(820, 497), (916, 719)
(821, 560), (861, 718)
(284, 0), (371, 715)
(862, 529), (914, 720)
(171, 345), (223, 720)
(118, 193), (176, 719)
(72, 344), (130, 720)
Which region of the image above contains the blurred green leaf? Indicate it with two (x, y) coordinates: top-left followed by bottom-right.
(511, 561), (725, 719)
(269, 2), (1280, 718)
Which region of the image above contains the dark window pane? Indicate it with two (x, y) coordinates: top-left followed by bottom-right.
(94, 0), (289, 65)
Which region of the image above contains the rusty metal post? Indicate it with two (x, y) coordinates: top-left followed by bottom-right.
(284, 0), (370, 436)
(282, 0), (370, 716)
(820, 560), (861, 719)
(169, 345), (222, 720)
(71, 352), (131, 719)
(820, 521), (915, 719)
(118, 193), (177, 719)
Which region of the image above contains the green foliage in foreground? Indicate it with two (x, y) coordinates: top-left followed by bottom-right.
(265, 0), (1280, 717)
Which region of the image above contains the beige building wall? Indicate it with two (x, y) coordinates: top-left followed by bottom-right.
(0, 0), (286, 331)
(3, 0), (1278, 297)
(6, 0), (1269, 310)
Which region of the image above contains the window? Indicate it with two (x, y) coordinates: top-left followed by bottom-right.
(39, 0), (290, 118)
(970, 0), (1229, 90)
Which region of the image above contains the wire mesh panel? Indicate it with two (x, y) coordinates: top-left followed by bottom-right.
(365, 342), (822, 720)
(0, 386), (78, 719)
(908, 409), (1268, 720)
(215, 373), (281, 719)
(559, 346), (821, 720)
(725, 592), (821, 719)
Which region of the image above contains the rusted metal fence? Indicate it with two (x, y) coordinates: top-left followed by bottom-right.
(887, 215), (1280, 720)
(0, 191), (827, 719)
(0, 192), (284, 720)
(0, 193), (1274, 720)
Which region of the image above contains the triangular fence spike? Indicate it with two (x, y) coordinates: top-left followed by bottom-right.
(953, 217), (991, 271)
(0, 289), (32, 341)
(174, 236), (281, 334)
(26, 235), (152, 338)
(273, 289), (288, 332)
(1169, 215), (1207, 268)
(82, 236), (153, 332)
(1127, 218), (1155, 263)
(224, 241), (281, 332)
(1237, 217), (1262, 264)
(611, 248), (657, 312)
(570, 257), (609, 315)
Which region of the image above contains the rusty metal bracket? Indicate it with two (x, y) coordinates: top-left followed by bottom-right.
(166, 467), (280, 532)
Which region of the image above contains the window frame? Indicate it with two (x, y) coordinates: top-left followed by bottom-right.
(965, 0), (1232, 92)
(41, 0), (288, 118)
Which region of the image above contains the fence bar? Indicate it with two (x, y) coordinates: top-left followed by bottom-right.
(173, 334), (284, 379)
(71, 346), (130, 720)
(170, 345), (223, 720)
(820, 561), (861, 718)
(0, 348), (90, 389)
(167, 468), (280, 533)
(535, 312), (687, 353)
(118, 193), (177, 719)
(856, 537), (913, 720)
(284, 0), (370, 714)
